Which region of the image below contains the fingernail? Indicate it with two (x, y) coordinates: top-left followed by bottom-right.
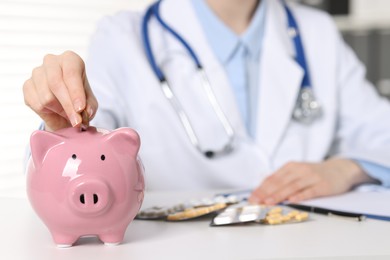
(88, 107), (94, 119)
(73, 99), (84, 112)
(70, 113), (81, 127)
(248, 196), (260, 205)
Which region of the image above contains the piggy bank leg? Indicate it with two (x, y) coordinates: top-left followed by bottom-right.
(51, 232), (78, 248)
(99, 230), (126, 246)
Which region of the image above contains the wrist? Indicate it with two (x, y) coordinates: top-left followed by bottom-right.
(325, 158), (376, 187)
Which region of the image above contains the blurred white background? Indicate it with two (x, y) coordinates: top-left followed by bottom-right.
(0, 0), (389, 198)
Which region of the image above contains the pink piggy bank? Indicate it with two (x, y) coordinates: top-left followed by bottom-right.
(27, 126), (145, 247)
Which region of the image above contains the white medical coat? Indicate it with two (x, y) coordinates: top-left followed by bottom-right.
(87, 0), (390, 191)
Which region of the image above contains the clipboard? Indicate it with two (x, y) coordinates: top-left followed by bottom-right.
(217, 185), (390, 221)
(295, 185), (390, 221)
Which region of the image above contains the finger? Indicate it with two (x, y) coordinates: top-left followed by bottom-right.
(249, 175), (284, 204)
(288, 183), (326, 203)
(23, 78), (69, 130)
(61, 51), (87, 113)
(249, 162), (303, 203)
(44, 58), (81, 127)
(83, 76), (98, 120)
(266, 174), (320, 205)
(23, 78), (46, 115)
(31, 66), (66, 118)
(249, 171), (289, 202)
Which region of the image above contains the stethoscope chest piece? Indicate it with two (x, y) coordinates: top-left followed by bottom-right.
(283, 0), (322, 125)
(142, 0), (323, 157)
(142, 0), (235, 158)
(292, 87), (322, 124)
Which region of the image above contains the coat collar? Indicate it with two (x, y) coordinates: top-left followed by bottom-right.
(157, 0), (303, 157)
(255, 0), (304, 157)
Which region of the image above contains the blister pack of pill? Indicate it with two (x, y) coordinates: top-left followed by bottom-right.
(167, 203), (227, 221)
(210, 205), (310, 226)
(261, 207), (309, 225)
(210, 204), (266, 226)
(136, 195), (239, 221)
(136, 204), (188, 220)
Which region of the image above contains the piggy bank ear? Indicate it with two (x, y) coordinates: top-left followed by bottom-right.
(104, 128), (140, 157)
(134, 158), (145, 192)
(30, 130), (65, 166)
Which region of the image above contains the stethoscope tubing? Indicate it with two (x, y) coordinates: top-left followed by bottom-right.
(141, 0), (321, 157)
(142, 0), (235, 158)
(142, 0), (202, 82)
(282, 0), (312, 88)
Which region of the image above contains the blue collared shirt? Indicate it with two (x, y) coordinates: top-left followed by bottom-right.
(191, 0), (266, 137)
(191, 0), (390, 186)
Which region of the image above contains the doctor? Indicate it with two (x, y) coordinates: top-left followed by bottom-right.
(23, 0), (390, 205)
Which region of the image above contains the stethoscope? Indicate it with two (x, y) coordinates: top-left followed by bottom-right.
(141, 0), (322, 158)
(283, 2), (322, 124)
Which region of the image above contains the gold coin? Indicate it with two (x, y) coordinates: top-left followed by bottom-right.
(81, 110), (89, 130)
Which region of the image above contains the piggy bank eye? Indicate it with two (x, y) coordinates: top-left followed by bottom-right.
(101, 154), (105, 161)
(72, 154), (77, 160)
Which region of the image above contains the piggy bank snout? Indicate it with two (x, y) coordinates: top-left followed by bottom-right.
(69, 179), (112, 216)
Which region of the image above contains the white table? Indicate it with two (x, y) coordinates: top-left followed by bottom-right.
(1, 191), (390, 260)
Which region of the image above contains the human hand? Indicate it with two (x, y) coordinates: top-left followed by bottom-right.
(248, 158), (376, 205)
(23, 51), (98, 131)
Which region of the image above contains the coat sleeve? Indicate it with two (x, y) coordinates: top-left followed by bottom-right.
(332, 29), (390, 186)
(85, 12), (141, 130)
(357, 160), (390, 187)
